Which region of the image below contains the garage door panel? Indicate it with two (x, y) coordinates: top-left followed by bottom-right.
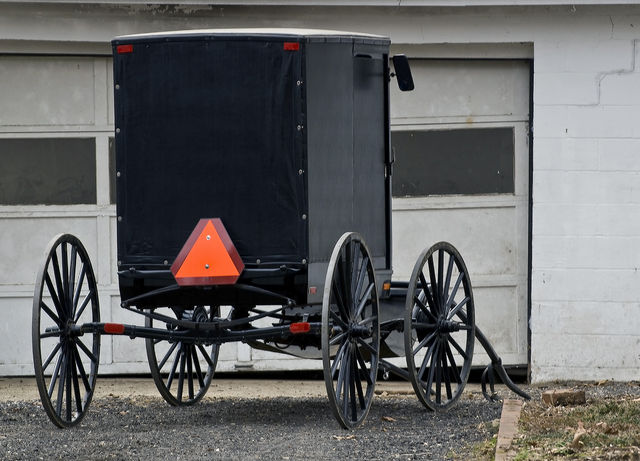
(0, 56), (96, 126)
(392, 205), (517, 280)
(473, 286), (520, 355)
(0, 217), (98, 285)
(0, 297), (32, 367)
(390, 59), (530, 121)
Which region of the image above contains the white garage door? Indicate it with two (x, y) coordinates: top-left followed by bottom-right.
(390, 59), (531, 367)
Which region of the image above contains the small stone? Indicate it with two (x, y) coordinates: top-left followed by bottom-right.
(542, 389), (586, 406)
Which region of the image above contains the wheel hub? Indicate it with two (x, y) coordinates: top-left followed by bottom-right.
(436, 317), (460, 334)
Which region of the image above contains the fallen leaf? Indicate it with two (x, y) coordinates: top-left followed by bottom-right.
(332, 434), (356, 441)
(382, 416), (396, 422)
(570, 421), (587, 449)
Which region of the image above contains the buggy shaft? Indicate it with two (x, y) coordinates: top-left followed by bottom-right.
(43, 322), (321, 345)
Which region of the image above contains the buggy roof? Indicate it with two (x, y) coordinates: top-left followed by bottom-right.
(112, 28), (390, 45)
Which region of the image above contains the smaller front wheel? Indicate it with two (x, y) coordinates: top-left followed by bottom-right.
(322, 232), (380, 429)
(404, 242), (475, 411)
(146, 306), (220, 406)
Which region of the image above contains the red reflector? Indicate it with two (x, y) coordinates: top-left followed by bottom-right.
(283, 42), (299, 51)
(289, 322), (310, 334)
(117, 44), (133, 54)
(104, 323), (125, 334)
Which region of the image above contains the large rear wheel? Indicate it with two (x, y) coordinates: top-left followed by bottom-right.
(322, 232), (380, 429)
(32, 234), (100, 427)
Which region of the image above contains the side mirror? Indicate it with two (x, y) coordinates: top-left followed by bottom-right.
(391, 55), (414, 92)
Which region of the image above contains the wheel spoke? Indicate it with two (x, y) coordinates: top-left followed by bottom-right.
(61, 242), (69, 308)
(354, 347), (373, 386)
(196, 344), (215, 369)
(448, 336), (469, 360)
(186, 347), (194, 400)
(329, 309), (348, 330)
(427, 256), (439, 314)
(331, 277), (350, 323)
(76, 339), (98, 365)
(424, 340), (439, 396)
(447, 297), (470, 320)
(166, 343), (182, 391)
(445, 272), (464, 314)
(74, 291), (93, 324)
(437, 249), (444, 309)
(48, 349), (64, 398)
(192, 346), (206, 388)
(349, 349), (357, 421)
(176, 347), (187, 403)
(441, 342), (452, 400)
(355, 337), (378, 358)
(414, 294), (437, 322)
(158, 342), (179, 369)
(435, 339), (442, 404)
(42, 342), (62, 371)
(41, 301), (61, 327)
(443, 253), (454, 308)
(73, 345), (92, 392)
(341, 350), (351, 418)
(412, 330), (437, 357)
(51, 251), (68, 319)
(445, 343), (462, 384)
(45, 273), (64, 321)
(417, 340), (435, 381)
(353, 255), (368, 306)
(55, 346), (67, 417)
(331, 340), (349, 379)
(335, 342), (349, 402)
(354, 282), (374, 320)
(71, 352), (83, 415)
(329, 331), (348, 346)
(68, 246), (77, 316)
(73, 266), (86, 317)
(66, 347), (73, 421)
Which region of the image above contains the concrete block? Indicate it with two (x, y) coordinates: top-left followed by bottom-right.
(598, 139), (640, 172)
(567, 105), (639, 138)
(535, 72), (598, 105)
(542, 389), (586, 406)
(534, 138), (599, 171)
(531, 302), (640, 336)
(601, 72), (640, 105)
(533, 105), (568, 138)
(531, 267), (640, 302)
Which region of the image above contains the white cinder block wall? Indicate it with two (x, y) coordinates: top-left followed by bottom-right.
(1, 3), (640, 381)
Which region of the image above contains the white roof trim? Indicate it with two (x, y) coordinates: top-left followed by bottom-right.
(115, 28), (387, 41)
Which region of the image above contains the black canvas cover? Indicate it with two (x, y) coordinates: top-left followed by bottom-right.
(113, 37), (306, 267)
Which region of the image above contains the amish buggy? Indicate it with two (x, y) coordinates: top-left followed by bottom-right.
(31, 29), (529, 429)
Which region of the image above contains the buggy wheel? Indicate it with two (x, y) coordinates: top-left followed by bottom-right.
(322, 232), (380, 429)
(404, 242), (475, 411)
(32, 234), (100, 428)
(145, 306), (219, 406)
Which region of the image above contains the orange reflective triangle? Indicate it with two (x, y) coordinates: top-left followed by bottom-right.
(171, 218), (244, 286)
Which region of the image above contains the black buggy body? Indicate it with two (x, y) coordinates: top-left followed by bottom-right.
(112, 29), (392, 307)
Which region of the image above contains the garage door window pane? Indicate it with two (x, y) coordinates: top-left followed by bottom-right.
(0, 138), (96, 205)
(391, 127), (515, 197)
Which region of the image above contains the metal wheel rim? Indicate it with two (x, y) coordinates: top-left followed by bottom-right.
(404, 242), (475, 411)
(32, 234), (100, 428)
(145, 307), (219, 406)
(322, 232), (380, 429)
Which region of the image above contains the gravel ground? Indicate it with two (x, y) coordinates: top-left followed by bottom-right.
(0, 380), (505, 461)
